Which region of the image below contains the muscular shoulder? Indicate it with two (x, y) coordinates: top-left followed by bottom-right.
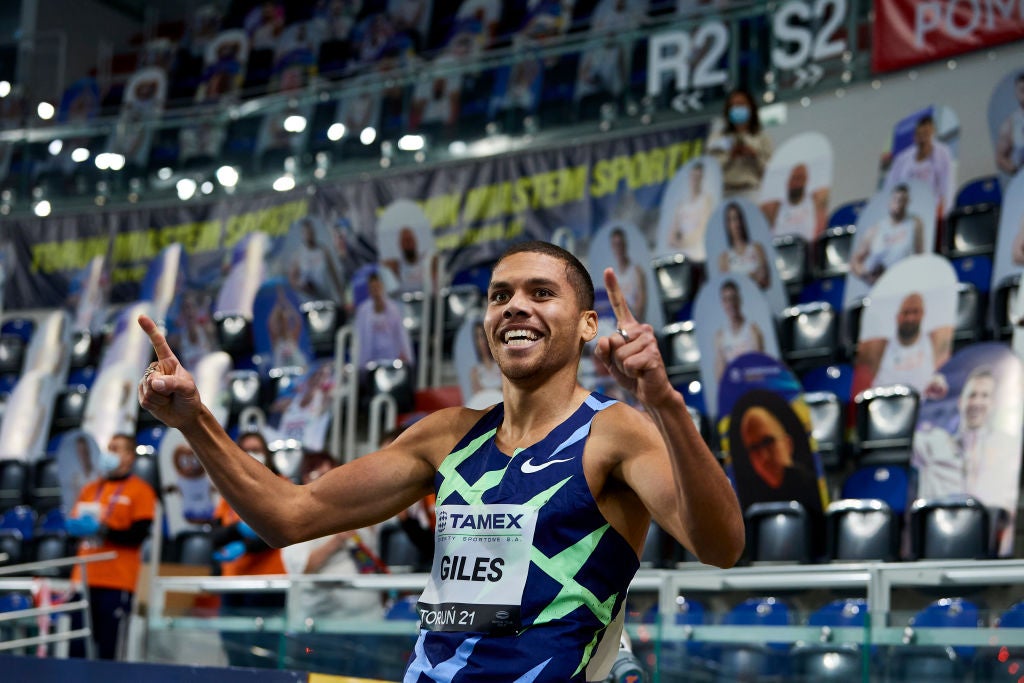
(589, 402), (664, 468)
(390, 405), (493, 468)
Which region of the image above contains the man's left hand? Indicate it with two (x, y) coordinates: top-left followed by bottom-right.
(594, 268), (674, 407)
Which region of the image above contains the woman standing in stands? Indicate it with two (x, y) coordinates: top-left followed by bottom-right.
(708, 88), (773, 200)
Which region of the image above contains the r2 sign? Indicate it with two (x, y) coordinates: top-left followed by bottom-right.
(647, 19), (730, 109)
(771, 0), (848, 72)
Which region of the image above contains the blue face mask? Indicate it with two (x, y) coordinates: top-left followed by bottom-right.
(100, 451), (122, 476)
(728, 105), (751, 126)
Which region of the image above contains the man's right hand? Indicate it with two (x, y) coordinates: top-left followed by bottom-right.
(137, 314), (202, 429)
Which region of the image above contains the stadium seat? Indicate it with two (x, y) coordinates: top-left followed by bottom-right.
(943, 202), (999, 258)
(0, 318), (35, 343)
(910, 496), (991, 560)
(213, 313), (255, 361)
(778, 302), (838, 371)
(69, 329), (100, 370)
(716, 597), (792, 680)
(826, 498), (897, 561)
(32, 531), (74, 577)
(132, 451), (161, 495)
(652, 254), (698, 322)
(226, 369), (261, 423)
(365, 359), (415, 415)
(813, 225), (856, 279)
(0, 505), (36, 541)
(37, 507), (66, 533)
(840, 297), (867, 360)
(744, 500), (810, 564)
(50, 385), (89, 435)
(804, 390), (844, 469)
(0, 529), (25, 566)
(442, 284), (483, 336)
(29, 457), (62, 513)
(955, 175), (1002, 207)
(828, 199), (867, 229)
(174, 528), (215, 567)
(853, 385), (919, 465)
(0, 459), (29, 512)
(801, 363), (854, 403)
(953, 282), (983, 350)
(991, 274), (1019, 340)
(0, 334), (25, 377)
(268, 439), (304, 483)
(300, 300), (342, 358)
(772, 234), (809, 299)
(379, 523), (421, 570)
(660, 321), (701, 386)
(841, 465), (911, 516)
(887, 598), (980, 679)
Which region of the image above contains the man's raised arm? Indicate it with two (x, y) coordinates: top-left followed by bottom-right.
(136, 315), (436, 547)
(593, 271), (744, 568)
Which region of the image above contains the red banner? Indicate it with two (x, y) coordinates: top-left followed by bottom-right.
(872, 0), (1024, 73)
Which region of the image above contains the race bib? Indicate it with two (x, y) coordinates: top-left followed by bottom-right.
(417, 504), (537, 634)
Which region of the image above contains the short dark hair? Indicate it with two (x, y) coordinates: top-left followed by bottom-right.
(916, 114), (934, 128)
(893, 183), (910, 195)
(495, 240), (595, 310)
(720, 279), (739, 296)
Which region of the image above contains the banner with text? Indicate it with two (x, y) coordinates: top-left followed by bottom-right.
(872, 0), (1024, 73)
(5, 123), (708, 311)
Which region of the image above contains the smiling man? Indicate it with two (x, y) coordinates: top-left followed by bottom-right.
(137, 240), (743, 682)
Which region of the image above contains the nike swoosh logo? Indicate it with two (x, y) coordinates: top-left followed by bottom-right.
(521, 457), (573, 474)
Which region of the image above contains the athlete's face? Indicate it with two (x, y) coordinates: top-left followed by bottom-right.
(895, 293), (924, 344)
(787, 164), (808, 204)
(484, 252), (597, 386)
(959, 374), (995, 431)
(740, 407), (793, 489)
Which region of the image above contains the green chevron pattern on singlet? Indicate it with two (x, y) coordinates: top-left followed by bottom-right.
(436, 421), (620, 676)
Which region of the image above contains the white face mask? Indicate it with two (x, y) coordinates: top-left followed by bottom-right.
(246, 450), (267, 467)
(100, 451), (122, 476)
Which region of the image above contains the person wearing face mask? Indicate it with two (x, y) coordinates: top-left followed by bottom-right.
(66, 433), (156, 659)
(708, 88), (773, 200)
(211, 431), (288, 667)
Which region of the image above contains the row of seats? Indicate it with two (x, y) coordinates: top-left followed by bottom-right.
(632, 596), (1021, 682)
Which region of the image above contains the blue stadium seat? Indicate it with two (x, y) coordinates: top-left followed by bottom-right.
(0, 318), (35, 343)
(715, 597), (792, 681)
(841, 465), (910, 515)
(791, 642), (862, 682)
(0, 505), (36, 541)
(951, 253), (993, 295)
(813, 225), (856, 280)
(37, 507), (66, 534)
(174, 528), (215, 567)
(955, 175), (1002, 208)
(826, 499), (897, 561)
(828, 200), (867, 229)
(801, 363), (854, 403)
(0, 334), (25, 377)
(893, 597), (980, 674)
(0, 529), (25, 566)
(131, 450), (161, 495)
(135, 425), (166, 452)
(32, 531), (74, 577)
(953, 282), (983, 350)
(385, 594), (420, 621)
(50, 385), (89, 435)
(300, 299), (342, 358)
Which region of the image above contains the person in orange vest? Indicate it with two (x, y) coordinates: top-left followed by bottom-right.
(211, 430), (286, 668)
(66, 432), (156, 660)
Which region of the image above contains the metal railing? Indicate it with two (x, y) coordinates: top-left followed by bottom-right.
(0, 550), (117, 658)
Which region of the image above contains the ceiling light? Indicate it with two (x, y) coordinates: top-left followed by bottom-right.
(272, 174), (295, 192)
(176, 178), (197, 200)
(397, 134), (424, 151)
(37, 102), (55, 120)
(283, 115), (307, 133)
(327, 123), (346, 141)
(215, 165), (239, 187)
(71, 147), (89, 163)
(33, 199), (51, 217)
(360, 127), (376, 145)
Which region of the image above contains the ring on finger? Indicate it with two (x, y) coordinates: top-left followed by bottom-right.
(143, 365), (156, 380)
(616, 328), (630, 341)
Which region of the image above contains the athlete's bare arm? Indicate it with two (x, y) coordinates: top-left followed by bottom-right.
(593, 270), (743, 568)
(850, 224), (877, 279)
(137, 314), (474, 547)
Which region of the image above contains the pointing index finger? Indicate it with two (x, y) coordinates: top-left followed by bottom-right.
(138, 314), (177, 363)
(603, 268), (636, 327)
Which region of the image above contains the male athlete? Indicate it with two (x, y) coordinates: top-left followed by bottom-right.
(138, 240), (743, 682)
